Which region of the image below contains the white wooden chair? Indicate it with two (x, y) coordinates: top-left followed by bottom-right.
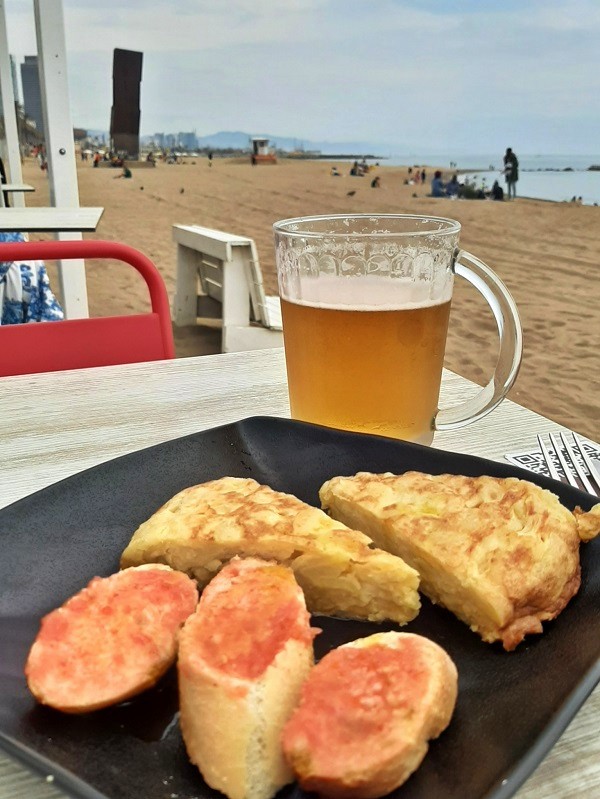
(172, 224), (283, 353)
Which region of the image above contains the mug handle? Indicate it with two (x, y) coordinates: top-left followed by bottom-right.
(435, 249), (523, 432)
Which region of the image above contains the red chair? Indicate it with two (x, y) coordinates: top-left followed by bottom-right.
(0, 239), (175, 377)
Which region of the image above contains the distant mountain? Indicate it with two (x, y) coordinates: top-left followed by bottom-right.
(84, 128), (395, 156)
(194, 130), (391, 156)
(194, 131), (254, 149)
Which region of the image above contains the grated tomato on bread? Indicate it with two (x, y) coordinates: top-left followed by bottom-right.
(178, 557), (317, 799)
(25, 564), (198, 713)
(282, 631), (458, 798)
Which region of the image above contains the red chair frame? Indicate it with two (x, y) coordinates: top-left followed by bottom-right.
(0, 239), (175, 377)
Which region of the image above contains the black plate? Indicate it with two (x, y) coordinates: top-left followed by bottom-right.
(0, 416), (598, 799)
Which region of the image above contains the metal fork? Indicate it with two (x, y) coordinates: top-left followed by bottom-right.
(537, 433), (600, 497)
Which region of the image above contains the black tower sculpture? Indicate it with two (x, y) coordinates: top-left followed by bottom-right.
(110, 48), (143, 159)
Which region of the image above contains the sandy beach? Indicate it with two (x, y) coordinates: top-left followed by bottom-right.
(20, 156), (599, 442)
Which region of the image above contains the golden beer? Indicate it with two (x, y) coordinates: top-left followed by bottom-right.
(281, 295), (451, 444)
(275, 214), (522, 444)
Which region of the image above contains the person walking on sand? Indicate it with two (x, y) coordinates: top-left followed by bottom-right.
(503, 147), (519, 200)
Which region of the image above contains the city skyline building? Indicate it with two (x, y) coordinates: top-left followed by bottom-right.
(178, 131), (197, 150)
(20, 55), (43, 135)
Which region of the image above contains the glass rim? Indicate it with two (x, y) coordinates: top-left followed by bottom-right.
(273, 213), (461, 238)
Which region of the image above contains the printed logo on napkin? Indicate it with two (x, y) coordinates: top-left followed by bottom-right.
(505, 439), (600, 478)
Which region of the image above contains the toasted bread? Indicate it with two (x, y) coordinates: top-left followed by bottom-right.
(178, 557), (316, 799)
(282, 631), (458, 798)
(120, 477), (420, 625)
(320, 471), (599, 650)
(25, 564), (198, 713)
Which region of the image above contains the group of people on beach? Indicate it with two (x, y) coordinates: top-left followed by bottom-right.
(405, 167), (427, 185)
(331, 162), (381, 188)
(426, 147), (519, 201)
(349, 159), (372, 177)
(429, 171), (507, 201)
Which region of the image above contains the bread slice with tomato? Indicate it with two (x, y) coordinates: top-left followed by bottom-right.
(282, 631), (458, 798)
(178, 557), (317, 799)
(25, 564), (198, 713)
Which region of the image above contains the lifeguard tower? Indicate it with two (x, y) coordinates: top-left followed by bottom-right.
(250, 137), (277, 164)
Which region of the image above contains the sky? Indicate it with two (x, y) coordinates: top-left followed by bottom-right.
(3, 0), (600, 155)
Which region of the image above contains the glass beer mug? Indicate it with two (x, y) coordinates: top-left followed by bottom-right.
(273, 214), (522, 445)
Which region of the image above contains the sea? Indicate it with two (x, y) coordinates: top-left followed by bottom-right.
(382, 153), (600, 206)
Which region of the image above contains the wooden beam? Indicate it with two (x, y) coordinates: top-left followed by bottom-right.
(0, 1), (25, 206)
(34, 0), (89, 318)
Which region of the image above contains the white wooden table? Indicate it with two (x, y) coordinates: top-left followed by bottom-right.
(0, 348), (597, 799)
(0, 206), (104, 232)
(0, 183), (35, 207)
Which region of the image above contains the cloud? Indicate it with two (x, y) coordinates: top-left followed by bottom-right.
(3, 0), (600, 152)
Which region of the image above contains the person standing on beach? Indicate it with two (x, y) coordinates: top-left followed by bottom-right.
(503, 147), (519, 199)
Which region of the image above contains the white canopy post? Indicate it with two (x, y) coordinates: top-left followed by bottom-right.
(34, 0), (89, 318)
(0, 0), (25, 206)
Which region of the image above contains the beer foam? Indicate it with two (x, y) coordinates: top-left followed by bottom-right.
(281, 274), (453, 311)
